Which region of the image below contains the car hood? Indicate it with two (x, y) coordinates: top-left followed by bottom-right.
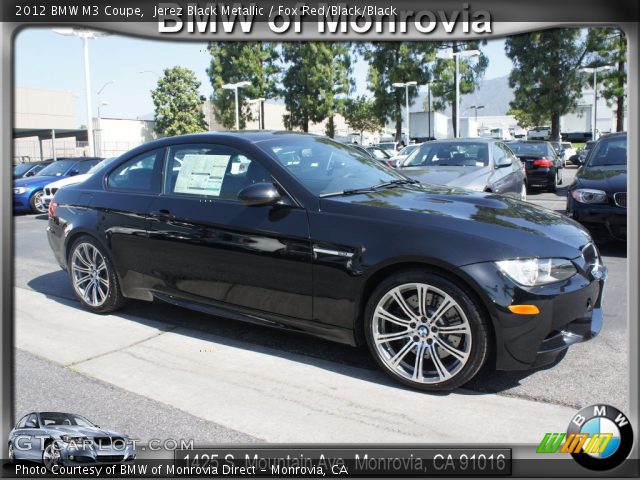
(320, 184), (591, 262)
(400, 165), (490, 191)
(45, 174), (90, 189)
(14, 175), (62, 188)
(45, 425), (125, 438)
(576, 165), (627, 192)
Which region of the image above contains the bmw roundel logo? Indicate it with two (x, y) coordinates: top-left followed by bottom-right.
(567, 404), (634, 471)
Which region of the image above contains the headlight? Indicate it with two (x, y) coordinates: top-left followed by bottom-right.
(571, 189), (608, 204)
(496, 258), (577, 286)
(14, 187), (28, 194)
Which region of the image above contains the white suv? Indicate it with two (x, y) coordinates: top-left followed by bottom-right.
(528, 126), (551, 140)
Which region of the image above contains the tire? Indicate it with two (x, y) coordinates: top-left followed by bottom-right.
(520, 182), (527, 201)
(29, 190), (47, 214)
(42, 441), (60, 471)
(364, 270), (490, 391)
(8, 442), (15, 464)
(548, 172), (558, 193)
(68, 236), (127, 313)
(557, 168), (563, 186)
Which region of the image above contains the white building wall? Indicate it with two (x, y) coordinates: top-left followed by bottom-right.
(93, 117), (157, 157)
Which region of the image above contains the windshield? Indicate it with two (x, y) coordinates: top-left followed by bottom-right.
(586, 136), (627, 167)
(259, 136), (406, 196)
(404, 142), (489, 167)
(14, 163), (35, 176)
(36, 159), (75, 177)
(40, 412), (94, 427)
(398, 145), (418, 156)
(507, 142), (554, 158)
(367, 147), (390, 160)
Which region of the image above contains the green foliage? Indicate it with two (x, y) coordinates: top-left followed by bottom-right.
(207, 42), (280, 129)
(342, 96), (384, 141)
(151, 66), (207, 137)
(506, 29), (584, 140)
(360, 42), (436, 140)
(585, 27), (627, 131)
(281, 42), (353, 134)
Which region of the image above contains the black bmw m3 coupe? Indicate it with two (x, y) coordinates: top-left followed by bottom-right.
(47, 132), (606, 391)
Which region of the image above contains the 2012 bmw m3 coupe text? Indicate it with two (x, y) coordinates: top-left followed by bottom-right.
(47, 132), (607, 391)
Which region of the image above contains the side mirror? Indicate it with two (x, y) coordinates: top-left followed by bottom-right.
(496, 159), (512, 168)
(25, 171), (35, 177)
(238, 182), (282, 207)
(68, 170), (79, 177)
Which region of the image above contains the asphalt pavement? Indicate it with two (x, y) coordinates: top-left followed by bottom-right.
(12, 164), (629, 444)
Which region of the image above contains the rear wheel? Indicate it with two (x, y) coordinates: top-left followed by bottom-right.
(68, 236), (127, 313)
(520, 183), (527, 201)
(8, 442), (15, 464)
(548, 172), (558, 193)
(364, 271), (490, 391)
(29, 190), (47, 214)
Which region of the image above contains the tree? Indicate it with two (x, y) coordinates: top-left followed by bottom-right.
(207, 42), (280, 130)
(506, 29), (584, 140)
(429, 41), (488, 137)
(585, 27), (627, 132)
(342, 96), (384, 143)
(151, 66), (207, 137)
(281, 42), (353, 135)
(360, 42), (436, 141)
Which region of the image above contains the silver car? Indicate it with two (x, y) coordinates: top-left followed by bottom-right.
(397, 138), (528, 200)
(8, 412), (136, 470)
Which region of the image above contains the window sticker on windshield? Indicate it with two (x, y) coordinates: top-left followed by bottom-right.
(174, 154), (230, 196)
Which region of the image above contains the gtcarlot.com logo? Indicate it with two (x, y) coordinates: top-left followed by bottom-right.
(537, 404), (633, 471)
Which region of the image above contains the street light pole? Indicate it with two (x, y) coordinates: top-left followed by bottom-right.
(222, 81), (251, 130)
(392, 81), (417, 144)
(581, 65), (612, 140)
(53, 28), (109, 157)
(427, 83), (432, 139)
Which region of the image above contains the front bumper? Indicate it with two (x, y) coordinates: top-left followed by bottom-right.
(567, 199), (627, 240)
(458, 257), (606, 371)
(13, 191), (33, 212)
(58, 443), (136, 465)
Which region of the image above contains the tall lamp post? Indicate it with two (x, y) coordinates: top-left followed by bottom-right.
(470, 105), (485, 122)
(248, 98), (266, 130)
(437, 49), (480, 138)
(222, 81), (251, 130)
(391, 81), (418, 144)
(53, 28), (109, 157)
(96, 100), (108, 156)
(581, 65), (612, 140)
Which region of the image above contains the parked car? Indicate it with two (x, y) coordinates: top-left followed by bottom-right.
(574, 140), (598, 166)
(42, 159), (111, 208)
(506, 140), (563, 192)
(527, 126), (551, 140)
(566, 132), (627, 241)
(8, 411), (136, 470)
(560, 142), (577, 164)
(388, 144), (421, 168)
(349, 144), (394, 167)
(397, 139), (527, 200)
(13, 160), (52, 179)
(47, 132), (605, 391)
(375, 142), (398, 156)
(13, 157), (103, 214)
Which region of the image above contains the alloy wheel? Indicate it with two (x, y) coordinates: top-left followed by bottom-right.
(71, 243), (110, 307)
(372, 283), (472, 384)
(520, 183), (527, 201)
(42, 442), (60, 471)
(32, 191), (46, 213)
(8, 443), (14, 463)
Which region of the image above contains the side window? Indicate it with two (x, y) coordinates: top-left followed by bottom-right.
(492, 144), (507, 166)
(25, 413), (38, 428)
(165, 144), (271, 201)
(107, 149), (164, 193)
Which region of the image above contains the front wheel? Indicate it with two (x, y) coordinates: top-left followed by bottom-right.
(68, 236), (127, 313)
(29, 190), (47, 214)
(364, 271), (490, 391)
(519, 183), (527, 201)
(8, 442), (15, 464)
(42, 442), (61, 471)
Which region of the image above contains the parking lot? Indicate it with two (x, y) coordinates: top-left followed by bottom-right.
(13, 164), (628, 445)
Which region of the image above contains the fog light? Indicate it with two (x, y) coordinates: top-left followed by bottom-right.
(69, 455), (75, 461)
(508, 305), (540, 315)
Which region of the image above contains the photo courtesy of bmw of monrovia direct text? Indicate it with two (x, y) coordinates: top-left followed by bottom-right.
(0, 0), (637, 478)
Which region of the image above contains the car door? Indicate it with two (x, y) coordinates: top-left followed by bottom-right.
(90, 148), (165, 297)
(145, 142), (313, 321)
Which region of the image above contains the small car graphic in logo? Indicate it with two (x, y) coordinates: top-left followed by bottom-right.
(537, 404), (633, 471)
(7, 412), (136, 471)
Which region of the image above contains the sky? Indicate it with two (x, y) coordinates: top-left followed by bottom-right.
(15, 28), (513, 126)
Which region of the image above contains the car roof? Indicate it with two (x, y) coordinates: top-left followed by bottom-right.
(429, 138), (495, 143)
